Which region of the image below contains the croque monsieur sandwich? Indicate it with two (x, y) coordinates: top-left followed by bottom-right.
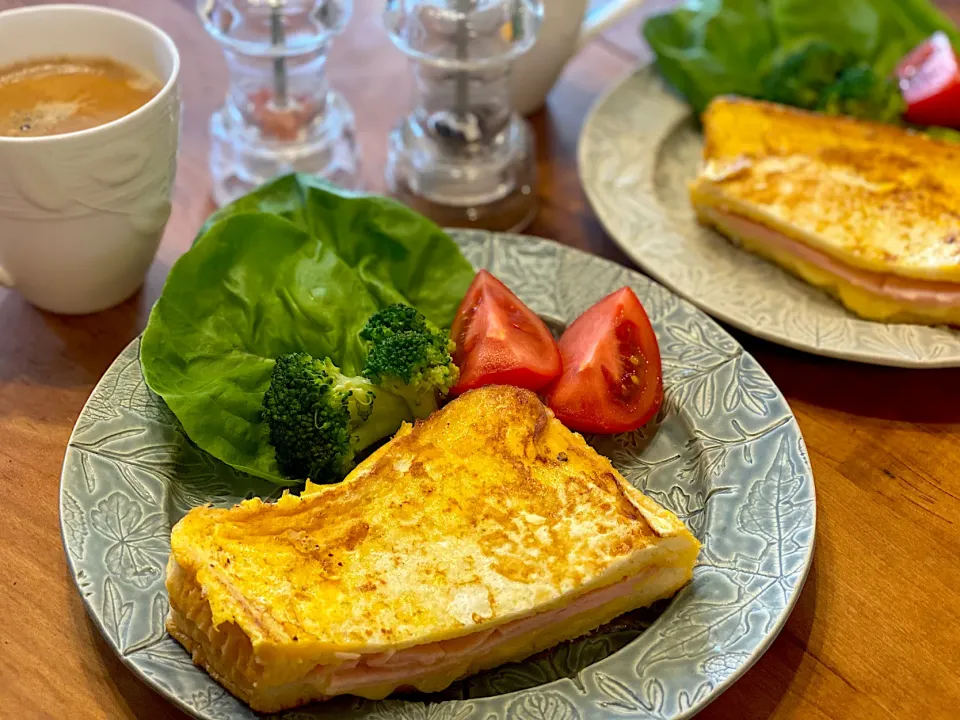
(166, 385), (700, 712)
(691, 96), (960, 325)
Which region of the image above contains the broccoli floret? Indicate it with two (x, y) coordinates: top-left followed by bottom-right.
(818, 64), (907, 123)
(262, 352), (412, 482)
(761, 41), (850, 110)
(359, 303), (428, 342)
(360, 304), (460, 419)
(261, 306), (461, 482)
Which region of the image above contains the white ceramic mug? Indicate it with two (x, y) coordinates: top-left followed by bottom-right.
(0, 5), (180, 315)
(510, 0), (647, 115)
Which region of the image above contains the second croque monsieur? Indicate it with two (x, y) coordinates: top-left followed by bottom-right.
(691, 96), (960, 325)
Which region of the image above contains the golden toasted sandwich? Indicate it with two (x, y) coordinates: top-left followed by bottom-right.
(166, 385), (700, 712)
(690, 96), (960, 325)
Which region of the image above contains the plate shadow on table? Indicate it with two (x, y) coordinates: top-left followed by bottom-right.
(733, 330), (960, 425)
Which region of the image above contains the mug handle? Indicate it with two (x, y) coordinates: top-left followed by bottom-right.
(577, 0), (648, 50)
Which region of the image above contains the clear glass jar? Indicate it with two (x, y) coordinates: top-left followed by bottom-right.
(384, 0), (543, 232)
(199, 0), (360, 206)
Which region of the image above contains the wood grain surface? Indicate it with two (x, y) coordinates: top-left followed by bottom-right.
(2, 1), (959, 718)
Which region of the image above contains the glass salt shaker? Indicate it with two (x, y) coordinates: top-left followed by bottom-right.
(384, 0), (543, 232)
(199, 0), (361, 206)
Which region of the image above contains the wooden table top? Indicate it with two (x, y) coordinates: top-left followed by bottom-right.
(3, 1), (960, 718)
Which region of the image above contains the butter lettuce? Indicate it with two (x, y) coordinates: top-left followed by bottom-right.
(141, 175), (475, 483)
(642, 0), (776, 114)
(643, 0), (960, 115)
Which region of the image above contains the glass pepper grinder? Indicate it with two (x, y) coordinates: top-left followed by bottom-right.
(199, 0), (361, 206)
(384, 0), (543, 232)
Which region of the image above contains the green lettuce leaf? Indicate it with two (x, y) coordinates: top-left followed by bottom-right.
(770, 0), (959, 74)
(768, 0), (884, 61)
(141, 177), (475, 483)
(643, 0), (777, 114)
(643, 0), (960, 116)
(196, 174), (472, 329)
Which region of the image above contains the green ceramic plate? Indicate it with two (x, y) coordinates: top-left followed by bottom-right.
(61, 231), (815, 719)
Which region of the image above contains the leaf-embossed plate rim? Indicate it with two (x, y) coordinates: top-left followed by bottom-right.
(61, 231), (816, 720)
(578, 64), (960, 368)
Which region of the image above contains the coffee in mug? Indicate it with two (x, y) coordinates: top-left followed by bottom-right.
(0, 55), (162, 138)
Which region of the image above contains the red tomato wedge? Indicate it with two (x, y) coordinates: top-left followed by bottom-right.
(450, 270), (562, 395)
(897, 32), (960, 129)
(546, 287), (662, 434)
